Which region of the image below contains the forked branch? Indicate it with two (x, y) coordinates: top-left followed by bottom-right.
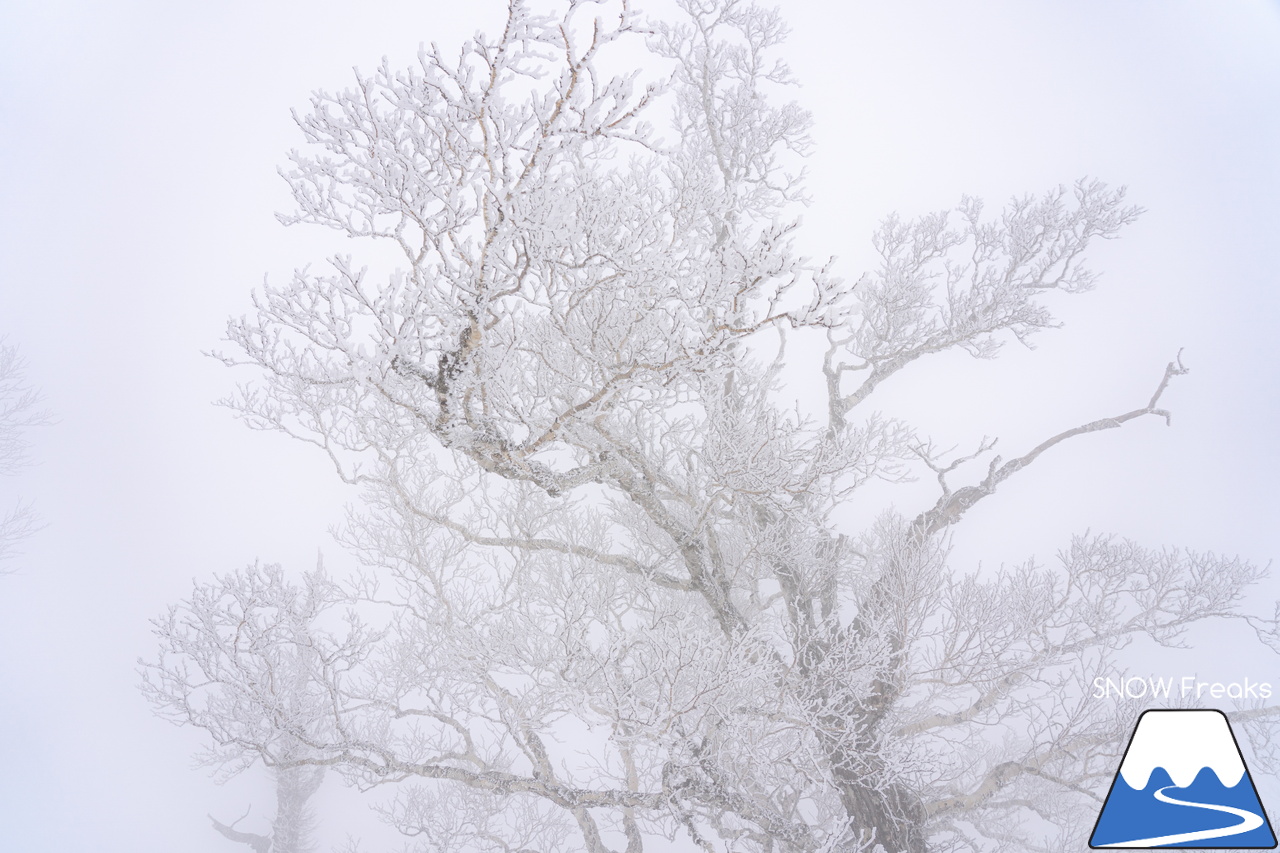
(914, 351), (1188, 536)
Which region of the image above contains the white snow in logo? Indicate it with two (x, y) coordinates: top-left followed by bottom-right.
(1118, 710), (1245, 790)
(1103, 788), (1264, 848)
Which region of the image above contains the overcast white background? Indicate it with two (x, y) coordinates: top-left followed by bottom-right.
(2, 1), (1278, 850)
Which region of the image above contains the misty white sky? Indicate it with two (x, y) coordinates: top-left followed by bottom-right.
(1, 1), (1278, 850)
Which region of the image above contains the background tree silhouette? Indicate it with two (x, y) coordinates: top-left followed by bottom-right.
(0, 340), (49, 570)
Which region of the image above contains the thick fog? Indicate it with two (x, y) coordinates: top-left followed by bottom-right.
(1, 1), (1278, 850)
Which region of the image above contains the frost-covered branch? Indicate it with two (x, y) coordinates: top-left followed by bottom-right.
(825, 181), (1142, 422)
(913, 351), (1188, 536)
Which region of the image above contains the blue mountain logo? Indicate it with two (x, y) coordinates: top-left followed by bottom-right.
(1091, 709), (1276, 848)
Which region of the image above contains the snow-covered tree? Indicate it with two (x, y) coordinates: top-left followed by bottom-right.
(142, 563), (342, 853)
(0, 340), (48, 569)
(144, 1), (1277, 850)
